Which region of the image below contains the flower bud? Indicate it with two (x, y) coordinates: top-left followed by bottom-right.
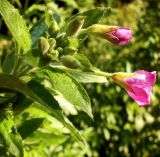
(87, 24), (132, 46)
(66, 16), (85, 37)
(47, 50), (59, 61)
(63, 47), (77, 55)
(48, 20), (60, 37)
(57, 47), (63, 54)
(38, 37), (50, 55)
(106, 28), (132, 46)
(48, 38), (56, 49)
(61, 55), (80, 69)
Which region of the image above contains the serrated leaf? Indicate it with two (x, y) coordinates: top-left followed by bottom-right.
(0, 0), (31, 52)
(42, 68), (93, 118)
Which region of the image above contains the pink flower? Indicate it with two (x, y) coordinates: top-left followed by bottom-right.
(112, 70), (156, 106)
(106, 28), (132, 46)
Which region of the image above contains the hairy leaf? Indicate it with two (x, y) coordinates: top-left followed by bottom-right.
(42, 68), (93, 118)
(0, 0), (31, 52)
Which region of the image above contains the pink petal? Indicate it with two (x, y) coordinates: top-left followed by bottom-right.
(107, 28), (132, 46)
(135, 70), (156, 85)
(127, 86), (151, 106)
(124, 71), (156, 88)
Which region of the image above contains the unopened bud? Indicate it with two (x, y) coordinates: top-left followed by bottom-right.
(38, 37), (50, 55)
(47, 50), (59, 61)
(61, 55), (80, 69)
(49, 38), (56, 49)
(86, 24), (132, 46)
(66, 16), (85, 37)
(63, 47), (77, 55)
(49, 19), (60, 36)
(57, 47), (63, 54)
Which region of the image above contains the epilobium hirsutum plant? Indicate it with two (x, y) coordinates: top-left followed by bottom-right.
(0, 0), (156, 156)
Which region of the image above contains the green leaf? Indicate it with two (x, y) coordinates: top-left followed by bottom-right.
(69, 71), (107, 83)
(26, 80), (86, 146)
(42, 68), (93, 118)
(0, 73), (85, 145)
(30, 130), (68, 146)
(67, 7), (111, 28)
(18, 118), (44, 139)
(0, 0), (31, 52)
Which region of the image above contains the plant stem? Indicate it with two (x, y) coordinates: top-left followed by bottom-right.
(93, 70), (113, 77)
(50, 65), (113, 78)
(79, 28), (90, 35)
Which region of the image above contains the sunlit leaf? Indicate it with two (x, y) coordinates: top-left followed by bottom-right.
(41, 68), (93, 118)
(0, 0), (31, 52)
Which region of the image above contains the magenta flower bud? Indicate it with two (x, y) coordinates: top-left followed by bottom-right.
(112, 70), (156, 106)
(106, 28), (132, 46)
(84, 24), (132, 46)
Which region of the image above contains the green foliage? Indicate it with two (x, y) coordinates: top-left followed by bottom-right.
(0, 0), (159, 157)
(40, 68), (92, 118)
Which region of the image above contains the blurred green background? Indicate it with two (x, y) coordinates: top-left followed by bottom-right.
(0, 0), (160, 156)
